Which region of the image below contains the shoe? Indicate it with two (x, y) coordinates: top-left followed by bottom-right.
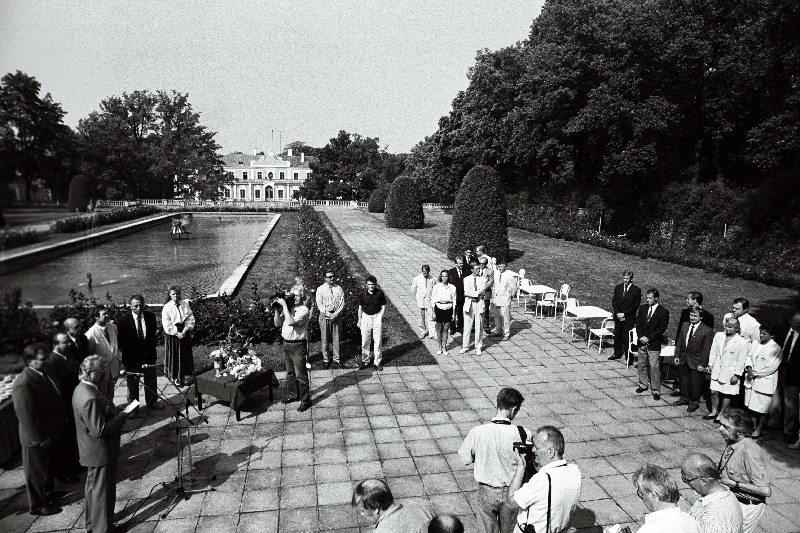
(687, 405), (699, 413)
(608, 355), (621, 360)
(31, 506), (61, 516)
(635, 386), (648, 394)
(459, 348), (468, 354)
(476, 349), (482, 356)
(672, 399), (689, 406)
(332, 361), (341, 369)
(56, 475), (80, 483)
(787, 440), (800, 450)
(703, 414), (717, 420)
(436, 350), (442, 355)
(358, 362), (368, 370)
(670, 390), (681, 397)
(376, 364), (383, 371)
(323, 361), (331, 369)
(297, 402), (312, 412)
(282, 396), (299, 404)
(713, 419), (721, 424)
(442, 350), (448, 356)
(502, 335), (510, 341)
(751, 433), (762, 440)
(652, 393), (661, 401)
(175, 381), (185, 387)
(147, 401), (165, 410)
(421, 331), (428, 338)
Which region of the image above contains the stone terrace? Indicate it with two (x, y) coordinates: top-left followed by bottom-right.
(1, 207), (798, 533)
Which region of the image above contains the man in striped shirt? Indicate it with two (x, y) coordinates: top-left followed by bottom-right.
(681, 454), (743, 533)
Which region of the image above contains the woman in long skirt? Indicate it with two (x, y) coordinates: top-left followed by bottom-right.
(744, 324), (782, 438)
(162, 285), (195, 387)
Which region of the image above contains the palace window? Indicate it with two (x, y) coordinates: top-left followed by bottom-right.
(255, 189), (261, 199)
(279, 172), (285, 179)
(293, 172), (299, 179)
(278, 189), (284, 199)
(224, 189), (230, 198)
(257, 171), (262, 180)
(226, 171), (234, 180)
(242, 171), (248, 180)
(239, 189), (246, 199)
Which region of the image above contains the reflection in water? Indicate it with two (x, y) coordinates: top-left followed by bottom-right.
(2, 216), (272, 305)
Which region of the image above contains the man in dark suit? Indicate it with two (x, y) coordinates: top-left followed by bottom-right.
(781, 312), (800, 448)
(11, 343), (68, 516)
(672, 305), (714, 413)
(73, 355), (133, 533)
(448, 255), (471, 335)
(116, 294), (161, 411)
(670, 291), (715, 399)
(63, 317), (89, 365)
(610, 270), (641, 361)
(48, 333), (82, 482)
(635, 288), (670, 400)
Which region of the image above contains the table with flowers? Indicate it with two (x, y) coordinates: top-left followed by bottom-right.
(192, 329), (278, 422)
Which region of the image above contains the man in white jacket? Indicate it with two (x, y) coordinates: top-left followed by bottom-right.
(491, 262), (518, 341)
(411, 264), (436, 338)
(85, 307), (120, 401)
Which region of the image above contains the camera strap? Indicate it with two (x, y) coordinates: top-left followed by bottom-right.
(520, 464), (567, 533)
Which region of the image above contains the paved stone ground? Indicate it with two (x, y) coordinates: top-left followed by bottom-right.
(1, 207), (799, 533)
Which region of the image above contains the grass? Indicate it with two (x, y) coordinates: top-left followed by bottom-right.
(378, 210), (799, 336)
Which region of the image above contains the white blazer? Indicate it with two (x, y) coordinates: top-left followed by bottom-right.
(411, 274), (435, 309)
(744, 339), (781, 394)
(492, 271), (518, 307)
(85, 322), (121, 378)
(162, 299), (195, 336)
(708, 332), (749, 383)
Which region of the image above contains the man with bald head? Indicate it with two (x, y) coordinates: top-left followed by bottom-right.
(681, 453), (743, 533)
(48, 333), (81, 482)
(63, 317), (89, 365)
(429, 514), (464, 533)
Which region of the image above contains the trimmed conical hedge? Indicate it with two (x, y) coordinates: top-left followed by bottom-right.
(448, 165), (509, 261)
(68, 175), (92, 213)
(368, 184), (389, 213)
(385, 176), (424, 229)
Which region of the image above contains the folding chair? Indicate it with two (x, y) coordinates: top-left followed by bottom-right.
(515, 269), (526, 307)
(588, 317), (615, 353)
(553, 284), (571, 321)
(626, 327), (638, 369)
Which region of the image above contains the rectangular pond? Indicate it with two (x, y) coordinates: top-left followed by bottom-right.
(1, 215), (276, 305)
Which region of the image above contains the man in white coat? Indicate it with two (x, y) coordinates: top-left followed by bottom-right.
(461, 261), (488, 355)
(726, 298), (760, 346)
(85, 307), (120, 401)
(491, 262), (518, 341)
(411, 264), (436, 338)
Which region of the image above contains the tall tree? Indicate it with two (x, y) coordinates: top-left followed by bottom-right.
(0, 71), (74, 203)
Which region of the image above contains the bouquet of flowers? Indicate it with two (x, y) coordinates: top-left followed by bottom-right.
(209, 325), (263, 380)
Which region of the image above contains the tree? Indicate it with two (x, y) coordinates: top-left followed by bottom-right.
(0, 71), (75, 203)
(78, 90), (227, 199)
(385, 176), (424, 229)
(67, 175), (92, 212)
(448, 165), (508, 261)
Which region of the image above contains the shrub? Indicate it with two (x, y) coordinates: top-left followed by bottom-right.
(0, 287), (48, 356)
(188, 284), (278, 346)
(385, 176), (424, 229)
(51, 205), (161, 233)
(0, 227), (48, 251)
(68, 175), (92, 212)
(368, 184), (389, 213)
(448, 165), (509, 261)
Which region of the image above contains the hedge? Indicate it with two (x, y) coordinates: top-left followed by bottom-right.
(68, 175), (92, 212)
(0, 227), (48, 251)
(448, 165), (509, 261)
(51, 205), (162, 233)
(385, 176), (424, 229)
(368, 184), (389, 213)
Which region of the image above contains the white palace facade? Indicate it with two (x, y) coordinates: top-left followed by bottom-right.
(221, 148), (312, 201)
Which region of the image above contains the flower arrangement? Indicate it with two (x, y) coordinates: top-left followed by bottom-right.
(209, 326), (263, 380)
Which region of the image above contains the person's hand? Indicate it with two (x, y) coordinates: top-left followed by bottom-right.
(119, 368), (127, 377)
(616, 313), (625, 320)
(639, 336), (649, 344)
(730, 375), (739, 385)
(513, 447), (526, 467)
(674, 357), (680, 365)
(275, 297), (286, 308)
(696, 365), (705, 372)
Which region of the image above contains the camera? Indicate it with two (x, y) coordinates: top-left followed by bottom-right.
(513, 441), (533, 453)
(270, 286), (295, 311)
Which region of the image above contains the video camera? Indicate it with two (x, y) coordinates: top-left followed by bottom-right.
(270, 285), (296, 312)
(512, 441), (533, 454)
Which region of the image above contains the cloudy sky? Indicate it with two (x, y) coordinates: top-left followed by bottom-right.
(0, 1), (544, 154)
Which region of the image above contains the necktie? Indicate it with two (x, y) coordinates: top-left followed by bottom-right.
(647, 306), (653, 319)
(785, 331), (796, 363)
(136, 313), (144, 339)
(623, 284), (628, 297)
(687, 324), (695, 346)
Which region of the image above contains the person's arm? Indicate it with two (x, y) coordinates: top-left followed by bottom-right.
(506, 450), (526, 511)
(329, 286), (345, 320)
(82, 395), (129, 439)
(162, 304), (177, 336)
(457, 431), (475, 465)
(720, 449), (771, 498)
(674, 325), (685, 365)
(273, 304), (284, 327)
(357, 305), (363, 326)
(697, 328), (714, 371)
(279, 300), (301, 326)
(730, 338), (749, 384)
(751, 343), (782, 377)
(11, 382), (50, 447)
(183, 302), (195, 332)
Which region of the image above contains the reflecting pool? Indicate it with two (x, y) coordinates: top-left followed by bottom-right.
(1, 215), (274, 305)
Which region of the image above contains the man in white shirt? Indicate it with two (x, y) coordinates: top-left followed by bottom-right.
(725, 298), (760, 346)
(681, 453), (743, 533)
(628, 464), (699, 533)
(316, 271), (345, 369)
(411, 264), (436, 338)
(274, 293), (312, 412)
(85, 306), (121, 400)
(461, 260), (488, 355)
(459, 388), (530, 533)
(491, 262), (518, 341)
(507, 426), (581, 533)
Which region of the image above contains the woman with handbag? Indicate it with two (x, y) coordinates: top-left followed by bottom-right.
(162, 285), (195, 387)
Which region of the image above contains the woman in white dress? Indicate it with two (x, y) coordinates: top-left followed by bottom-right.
(744, 324), (782, 438)
(430, 270), (457, 356)
(162, 286), (195, 387)
(706, 316), (749, 421)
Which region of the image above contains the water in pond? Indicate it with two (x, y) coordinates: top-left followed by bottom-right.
(1, 215), (275, 305)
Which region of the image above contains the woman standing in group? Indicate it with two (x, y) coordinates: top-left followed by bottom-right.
(743, 324), (782, 438)
(705, 316), (749, 422)
(431, 270), (457, 356)
(162, 286), (195, 387)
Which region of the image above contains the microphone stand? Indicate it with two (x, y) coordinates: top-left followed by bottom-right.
(126, 366), (215, 520)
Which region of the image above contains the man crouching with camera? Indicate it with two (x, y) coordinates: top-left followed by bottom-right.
(273, 289), (313, 412)
(506, 426), (581, 533)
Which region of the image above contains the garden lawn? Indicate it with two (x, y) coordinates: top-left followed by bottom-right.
(372, 210), (799, 337)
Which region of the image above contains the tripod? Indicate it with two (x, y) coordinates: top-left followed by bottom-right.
(127, 367), (216, 520)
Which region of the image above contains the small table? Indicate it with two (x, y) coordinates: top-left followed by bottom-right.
(521, 285), (556, 314)
(193, 368), (276, 422)
(566, 305), (613, 339)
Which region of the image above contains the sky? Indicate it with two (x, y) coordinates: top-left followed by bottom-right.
(0, 1), (544, 155)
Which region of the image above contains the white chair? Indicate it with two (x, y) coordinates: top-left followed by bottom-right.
(626, 327), (638, 369)
(516, 269), (526, 306)
(561, 298), (580, 335)
(553, 284), (571, 320)
(588, 317), (615, 353)
(519, 279), (536, 313)
(536, 290), (557, 318)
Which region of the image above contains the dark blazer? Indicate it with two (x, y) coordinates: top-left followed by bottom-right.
(674, 322), (714, 369)
(781, 329), (800, 387)
(448, 265), (470, 302)
(48, 350), (80, 411)
(675, 307), (715, 342)
(66, 334), (89, 365)
(72, 382), (127, 467)
(11, 367), (67, 448)
(612, 283), (641, 320)
(117, 311), (158, 367)
(636, 304), (670, 351)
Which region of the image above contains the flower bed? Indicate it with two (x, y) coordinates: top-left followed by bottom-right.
(51, 205), (162, 233)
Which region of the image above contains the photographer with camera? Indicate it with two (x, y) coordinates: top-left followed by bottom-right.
(506, 426), (581, 533)
(273, 290), (312, 412)
(458, 388), (531, 533)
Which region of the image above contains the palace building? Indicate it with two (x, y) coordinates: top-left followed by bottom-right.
(221, 148), (312, 201)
